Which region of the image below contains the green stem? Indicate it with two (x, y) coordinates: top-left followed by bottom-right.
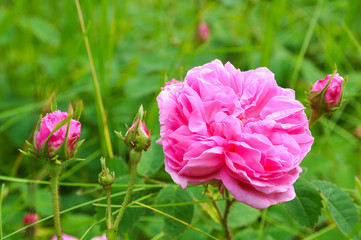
(222, 191), (234, 240)
(49, 164), (62, 240)
(111, 149), (142, 237)
(104, 186), (113, 230)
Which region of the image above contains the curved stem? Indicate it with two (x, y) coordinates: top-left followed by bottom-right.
(112, 149), (142, 236)
(49, 165), (62, 240)
(222, 191), (234, 240)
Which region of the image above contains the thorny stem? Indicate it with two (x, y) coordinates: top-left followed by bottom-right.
(112, 149), (142, 236)
(49, 164), (62, 240)
(205, 187), (234, 240)
(223, 191), (235, 240)
(104, 186), (114, 230)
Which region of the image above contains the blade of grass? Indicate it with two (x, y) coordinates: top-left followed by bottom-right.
(59, 150), (100, 181)
(79, 193), (154, 240)
(290, 0), (323, 88)
(2, 188), (145, 239)
(0, 184), (5, 239)
(133, 201), (218, 240)
(0, 175), (167, 188)
(93, 196), (234, 208)
(74, 0), (114, 159)
(342, 22), (361, 55)
(303, 224), (337, 240)
(261, 0), (287, 66)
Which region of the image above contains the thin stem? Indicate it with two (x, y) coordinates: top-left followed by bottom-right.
(74, 0), (114, 159)
(222, 191), (234, 240)
(49, 165), (62, 240)
(104, 186), (113, 230)
(112, 149), (142, 235)
(205, 188), (223, 224)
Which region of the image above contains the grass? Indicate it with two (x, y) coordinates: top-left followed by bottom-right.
(1, 0), (361, 239)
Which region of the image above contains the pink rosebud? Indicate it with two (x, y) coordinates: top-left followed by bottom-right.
(91, 234), (106, 240)
(198, 22), (210, 42)
(308, 72), (346, 126)
(23, 213), (38, 225)
(35, 110), (81, 154)
(50, 234), (78, 240)
(157, 59), (313, 209)
(311, 73), (344, 109)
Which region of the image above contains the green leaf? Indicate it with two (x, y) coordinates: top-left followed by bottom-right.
(74, 100), (83, 121)
(314, 180), (360, 239)
(138, 135), (164, 177)
(284, 179), (322, 228)
(155, 186), (194, 239)
(228, 202), (261, 228)
(50, 93), (57, 112)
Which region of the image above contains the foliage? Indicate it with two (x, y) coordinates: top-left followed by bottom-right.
(1, 0), (361, 239)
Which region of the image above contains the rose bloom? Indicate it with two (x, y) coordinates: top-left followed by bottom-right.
(157, 59), (313, 209)
(35, 110), (81, 153)
(311, 73), (344, 109)
(23, 213), (38, 225)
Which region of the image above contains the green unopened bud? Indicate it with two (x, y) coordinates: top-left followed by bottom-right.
(116, 105), (151, 152)
(98, 157), (115, 187)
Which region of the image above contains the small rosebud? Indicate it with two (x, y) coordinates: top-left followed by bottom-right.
(98, 157), (115, 187)
(308, 72), (346, 126)
(197, 22), (210, 43)
(117, 105), (151, 152)
(21, 97), (84, 165)
(23, 213), (38, 226)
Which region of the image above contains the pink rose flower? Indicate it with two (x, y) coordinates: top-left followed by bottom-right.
(50, 234), (78, 240)
(23, 213), (38, 225)
(311, 73), (344, 109)
(35, 110), (81, 153)
(198, 22), (210, 42)
(157, 59), (314, 209)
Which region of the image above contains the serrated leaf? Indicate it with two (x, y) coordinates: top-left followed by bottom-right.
(314, 180), (360, 239)
(155, 186), (194, 239)
(138, 135), (164, 177)
(284, 179), (322, 228)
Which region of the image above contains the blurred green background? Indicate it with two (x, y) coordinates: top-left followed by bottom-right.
(1, 0), (361, 239)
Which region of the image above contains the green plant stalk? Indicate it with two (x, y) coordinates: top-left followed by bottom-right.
(48, 164), (62, 240)
(222, 191), (234, 240)
(104, 186), (114, 230)
(74, 0), (114, 159)
(111, 149), (142, 238)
